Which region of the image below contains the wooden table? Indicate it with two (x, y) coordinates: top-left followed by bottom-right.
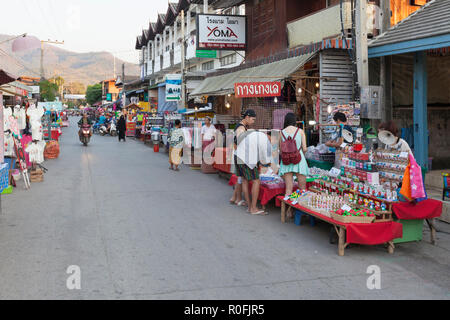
(278, 196), (396, 256)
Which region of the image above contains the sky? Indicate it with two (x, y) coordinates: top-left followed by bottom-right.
(2, 0), (172, 64)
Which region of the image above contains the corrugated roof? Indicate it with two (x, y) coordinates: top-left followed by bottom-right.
(190, 53), (315, 97)
(191, 0), (244, 9)
(369, 0), (450, 48)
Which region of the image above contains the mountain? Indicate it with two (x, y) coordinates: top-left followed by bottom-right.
(0, 34), (139, 87)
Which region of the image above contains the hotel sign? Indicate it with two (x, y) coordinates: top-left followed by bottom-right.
(197, 14), (247, 51)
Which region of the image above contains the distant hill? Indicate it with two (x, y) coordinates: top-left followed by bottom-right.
(0, 34), (139, 87)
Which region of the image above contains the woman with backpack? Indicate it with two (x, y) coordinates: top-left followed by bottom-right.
(279, 113), (309, 197)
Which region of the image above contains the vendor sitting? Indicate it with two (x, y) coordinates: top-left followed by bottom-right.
(378, 121), (413, 155)
(325, 112), (349, 168)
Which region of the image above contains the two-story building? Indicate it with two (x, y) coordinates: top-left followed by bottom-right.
(101, 79), (121, 106)
(135, 0), (245, 113)
(191, 0), (383, 133)
(368, 0), (450, 170)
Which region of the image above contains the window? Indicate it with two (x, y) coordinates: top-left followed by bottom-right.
(220, 54), (237, 67)
(202, 61), (214, 71)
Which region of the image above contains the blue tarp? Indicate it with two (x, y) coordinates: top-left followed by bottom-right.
(157, 85), (177, 112)
(38, 101), (63, 111)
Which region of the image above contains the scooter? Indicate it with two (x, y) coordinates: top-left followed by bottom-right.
(109, 122), (117, 136)
(93, 122), (101, 134)
(79, 124), (92, 146)
(99, 124), (109, 136)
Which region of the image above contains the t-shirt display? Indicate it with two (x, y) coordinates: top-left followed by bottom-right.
(3, 107), (12, 131)
(25, 141), (46, 164)
(27, 104), (45, 141)
(14, 105), (26, 130)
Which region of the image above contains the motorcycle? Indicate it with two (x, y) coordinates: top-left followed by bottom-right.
(109, 122), (117, 136)
(79, 124), (92, 146)
(99, 124), (109, 136)
(92, 122), (101, 134)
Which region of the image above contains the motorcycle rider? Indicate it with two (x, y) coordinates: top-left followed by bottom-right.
(78, 113), (93, 139)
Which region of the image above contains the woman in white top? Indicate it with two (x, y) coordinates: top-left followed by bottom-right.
(201, 117), (217, 145)
(378, 121), (413, 155)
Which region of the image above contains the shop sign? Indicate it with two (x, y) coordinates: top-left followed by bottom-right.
(196, 50), (217, 58)
(197, 14), (247, 51)
(234, 82), (281, 98)
(165, 74), (182, 101)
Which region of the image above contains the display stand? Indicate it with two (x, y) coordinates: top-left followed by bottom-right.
(278, 196), (400, 256)
(12, 136), (30, 189)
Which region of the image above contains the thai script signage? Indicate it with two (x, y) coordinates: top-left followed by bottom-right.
(234, 82), (281, 98)
(197, 14), (247, 50)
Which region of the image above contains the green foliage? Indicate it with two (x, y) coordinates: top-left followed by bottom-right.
(85, 83), (102, 105)
(39, 80), (59, 102)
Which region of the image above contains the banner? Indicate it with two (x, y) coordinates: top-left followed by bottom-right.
(166, 74), (182, 101)
(197, 14), (247, 50)
(234, 82), (281, 98)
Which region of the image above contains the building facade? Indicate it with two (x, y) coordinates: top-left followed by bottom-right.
(135, 0), (246, 111)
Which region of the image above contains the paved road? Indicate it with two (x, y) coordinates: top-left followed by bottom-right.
(0, 117), (449, 299)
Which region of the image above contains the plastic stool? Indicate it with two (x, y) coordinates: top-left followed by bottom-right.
(294, 210), (316, 226)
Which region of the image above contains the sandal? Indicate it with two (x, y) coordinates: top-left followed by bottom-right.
(236, 200), (247, 206)
(248, 210), (267, 216)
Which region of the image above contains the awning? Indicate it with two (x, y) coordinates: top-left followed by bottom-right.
(190, 52), (315, 97)
(0, 69), (17, 86)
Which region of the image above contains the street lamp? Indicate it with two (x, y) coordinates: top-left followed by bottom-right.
(0, 33), (27, 45)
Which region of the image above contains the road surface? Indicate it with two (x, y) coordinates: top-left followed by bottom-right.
(0, 117), (449, 299)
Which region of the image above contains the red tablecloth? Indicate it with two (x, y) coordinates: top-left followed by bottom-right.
(277, 196), (403, 245)
(43, 130), (61, 141)
(229, 175), (298, 206)
(392, 199), (442, 220)
(346, 222), (403, 245)
(214, 147), (232, 174)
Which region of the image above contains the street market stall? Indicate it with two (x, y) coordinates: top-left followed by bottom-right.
(123, 103), (143, 137)
(275, 141), (441, 256)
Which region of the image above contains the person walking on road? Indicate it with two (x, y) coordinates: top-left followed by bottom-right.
(168, 119), (184, 171)
(117, 115), (126, 142)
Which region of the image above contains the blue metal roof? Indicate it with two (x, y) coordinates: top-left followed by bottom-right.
(368, 0), (450, 58)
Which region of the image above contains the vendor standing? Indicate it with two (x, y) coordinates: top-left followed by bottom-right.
(325, 112), (349, 168)
(201, 116), (217, 150)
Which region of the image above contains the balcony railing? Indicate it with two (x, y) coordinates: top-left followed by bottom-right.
(154, 55), (161, 73)
(163, 50), (172, 70)
(174, 45), (182, 65)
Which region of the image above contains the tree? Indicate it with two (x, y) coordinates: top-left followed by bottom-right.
(85, 83), (102, 105)
(39, 80), (59, 102)
(65, 82), (86, 94)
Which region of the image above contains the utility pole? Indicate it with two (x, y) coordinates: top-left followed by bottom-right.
(355, 0), (369, 96)
(113, 54), (116, 79)
(204, 0), (209, 13)
(122, 63), (126, 108)
(40, 39), (64, 81)
(380, 0), (392, 121)
(180, 9), (186, 110)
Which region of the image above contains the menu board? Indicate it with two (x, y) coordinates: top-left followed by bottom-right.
(329, 102), (361, 126)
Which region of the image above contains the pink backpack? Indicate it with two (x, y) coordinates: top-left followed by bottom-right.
(281, 129), (302, 165)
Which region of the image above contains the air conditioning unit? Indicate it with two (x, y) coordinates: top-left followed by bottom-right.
(367, 3), (382, 37)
